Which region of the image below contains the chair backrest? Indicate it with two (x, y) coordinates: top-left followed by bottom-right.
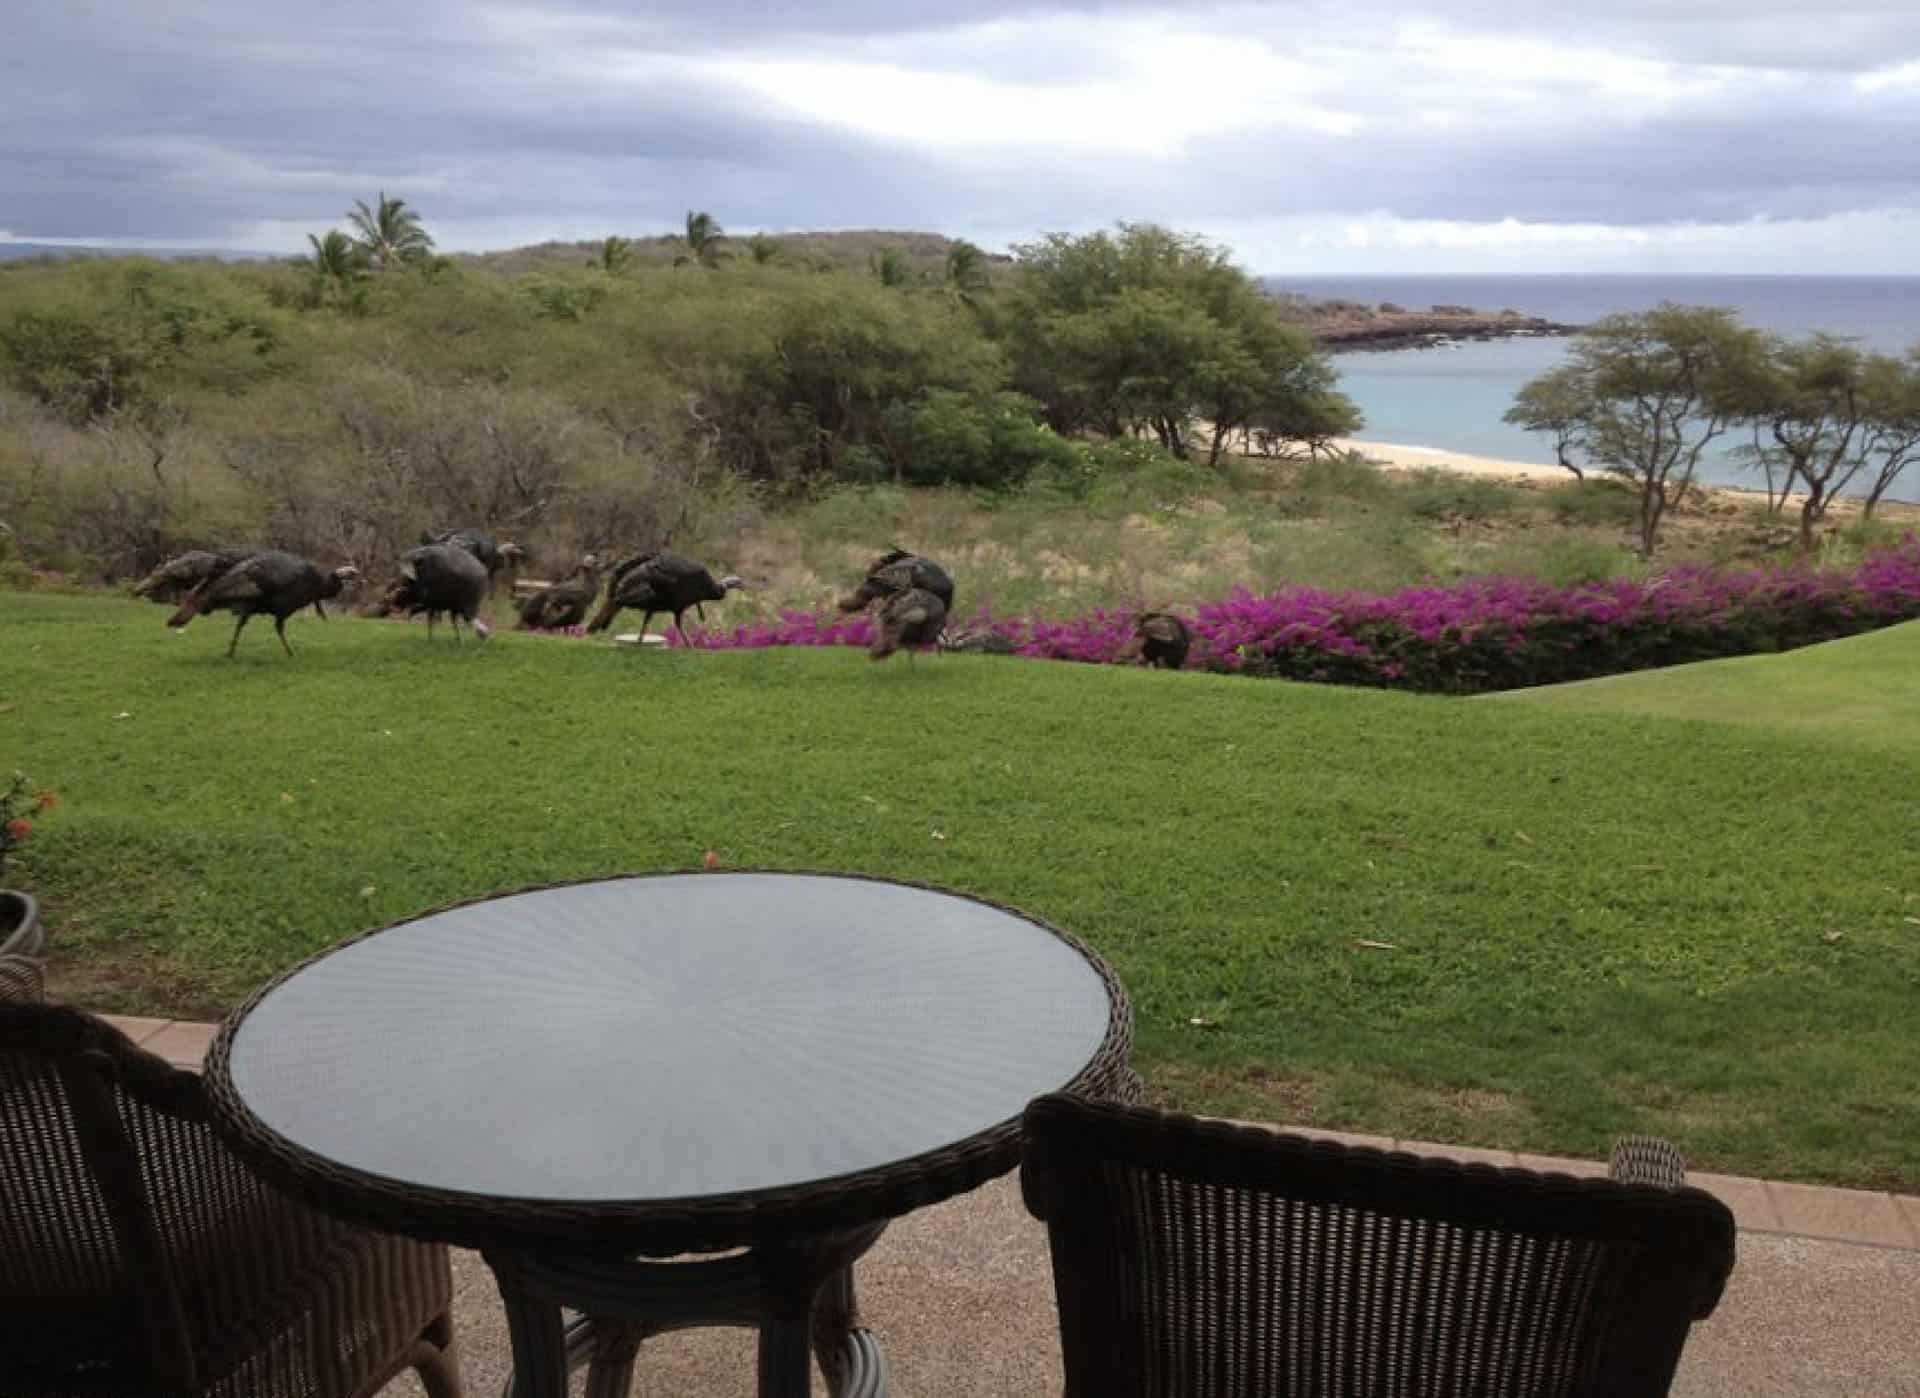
(0, 1002), (204, 1392)
(1021, 1095), (1736, 1398)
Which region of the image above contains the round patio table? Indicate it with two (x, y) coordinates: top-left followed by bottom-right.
(205, 872), (1134, 1398)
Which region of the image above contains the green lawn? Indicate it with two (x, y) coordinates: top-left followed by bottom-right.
(4, 593), (1918, 1188)
(1499, 617), (1920, 748)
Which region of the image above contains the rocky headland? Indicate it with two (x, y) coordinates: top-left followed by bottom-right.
(1270, 294), (1584, 352)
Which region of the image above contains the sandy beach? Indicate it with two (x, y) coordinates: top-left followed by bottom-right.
(1332, 437), (1571, 483)
(1332, 436), (1920, 518)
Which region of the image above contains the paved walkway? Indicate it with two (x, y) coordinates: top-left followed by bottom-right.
(117, 1015), (1920, 1395)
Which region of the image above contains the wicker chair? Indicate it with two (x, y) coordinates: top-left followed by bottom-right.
(0, 999), (465, 1398)
(1021, 1095), (1736, 1398)
(0, 953), (43, 1003)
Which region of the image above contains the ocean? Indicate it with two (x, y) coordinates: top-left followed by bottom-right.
(1266, 276), (1920, 497)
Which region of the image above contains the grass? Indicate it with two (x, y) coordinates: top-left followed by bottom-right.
(4, 593), (1919, 1189)
(729, 460), (1763, 625)
(1503, 618), (1920, 748)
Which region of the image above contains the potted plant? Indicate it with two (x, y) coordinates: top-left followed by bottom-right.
(1, 772), (54, 956)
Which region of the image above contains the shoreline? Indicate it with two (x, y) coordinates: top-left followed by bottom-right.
(1331, 437), (1569, 483)
(1333, 438), (1920, 516)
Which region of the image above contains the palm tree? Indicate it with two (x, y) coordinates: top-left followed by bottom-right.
(303, 230), (366, 281)
(745, 233), (782, 265)
(869, 247), (912, 289)
(944, 240), (992, 304)
(346, 191), (434, 272)
(588, 236), (633, 274)
(674, 211), (728, 268)
(298, 231), (369, 308)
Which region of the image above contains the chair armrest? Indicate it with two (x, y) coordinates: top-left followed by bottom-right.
(1609, 1135), (1689, 1189)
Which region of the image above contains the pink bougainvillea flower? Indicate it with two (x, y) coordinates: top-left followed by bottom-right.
(5, 819), (30, 842)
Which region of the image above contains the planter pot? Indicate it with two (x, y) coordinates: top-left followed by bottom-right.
(0, 890), (43, 958)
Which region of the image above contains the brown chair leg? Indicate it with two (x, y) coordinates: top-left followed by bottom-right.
(414, 1312), (466, 1398)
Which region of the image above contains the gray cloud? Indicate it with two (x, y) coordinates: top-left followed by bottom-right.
(4, 0), (1918, 267)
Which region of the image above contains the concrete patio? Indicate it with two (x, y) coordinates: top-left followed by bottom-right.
(121, 1015), (1920, 1397)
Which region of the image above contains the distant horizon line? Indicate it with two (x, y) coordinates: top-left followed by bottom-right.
(3, 237), (1917, 280)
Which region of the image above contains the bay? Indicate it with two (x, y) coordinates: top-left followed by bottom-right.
(1265, 276), (1920, 498)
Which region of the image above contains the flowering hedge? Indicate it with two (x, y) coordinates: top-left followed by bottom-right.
(676, 536), (1920, 695)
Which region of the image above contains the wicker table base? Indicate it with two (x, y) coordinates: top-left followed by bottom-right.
(489, 1223), (889, 1398)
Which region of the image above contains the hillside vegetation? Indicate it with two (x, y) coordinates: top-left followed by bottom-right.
(0, 218), (1359, 590)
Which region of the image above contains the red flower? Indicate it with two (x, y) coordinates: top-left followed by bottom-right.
(702, 850), (721, 869)
(33, 790), (55, 812)
(5, 819), (29, 843)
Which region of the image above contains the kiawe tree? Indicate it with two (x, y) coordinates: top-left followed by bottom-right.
(345, 191), (434, 272)
(1504, 365), (1589, 481)
(1507, 304), (1769, 555)
(1743, 334), (1876, 549)
(1001, 223), (1356, 463)
(1856, 349), (1920, 520)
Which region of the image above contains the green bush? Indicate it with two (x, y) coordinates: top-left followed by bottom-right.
(1526, 534), (1645, 588)
(886, 390), (1075, 489)
(1548, 477), (1639, 527)
(1398, 469), (1523, 522)
(1289, 450), (1392, 504)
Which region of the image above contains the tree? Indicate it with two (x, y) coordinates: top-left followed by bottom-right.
(1742, 334), (1875, 551)
(1858, 350), (1920, 519)
(943, 240), (991, 305)
(1000, 223), (1355, 461)
(345, 192), (434, 272)
(1507, 305), (1769, 555)
(1503, 366), (1588, 480)
(675, 211), (728, 268)
(298, 231), (369, 309)
(869, 248), (912, 288)
(745, 233), (782, 265)
(587, 236), (632, 274)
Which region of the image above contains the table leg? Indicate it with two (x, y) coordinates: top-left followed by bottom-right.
(814, 1265), (887, 1398)
(485, 1252), (571, 1398)
(758, 1296), (818, 1398)
(490, 1225), (890, 1398)
(582, 1319), (644, 1398)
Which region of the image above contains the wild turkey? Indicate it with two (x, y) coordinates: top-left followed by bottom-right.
(869, 587), (949, 664)
(165, 551), (360, 658)
(373, 543), (491, 642)
(586, 551), (743, 644)
(516, 554), (601, 631)
(837, 547), (955, 615)
(131, 550), (251, 605)
(1121, 612), (1192, 670)
(419, 529), (525, 582)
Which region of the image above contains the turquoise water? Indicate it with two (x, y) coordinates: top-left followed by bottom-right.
(1266, 276), (1920, 497)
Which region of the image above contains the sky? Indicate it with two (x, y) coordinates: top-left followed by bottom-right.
(4, 1), (1920, 274)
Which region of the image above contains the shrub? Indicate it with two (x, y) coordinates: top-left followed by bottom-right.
(1398, 470), (1523, 522)
(1549, 478), (1639, 528)
(885, 390), (1074, 489)
(679, 536), (1920, 694)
